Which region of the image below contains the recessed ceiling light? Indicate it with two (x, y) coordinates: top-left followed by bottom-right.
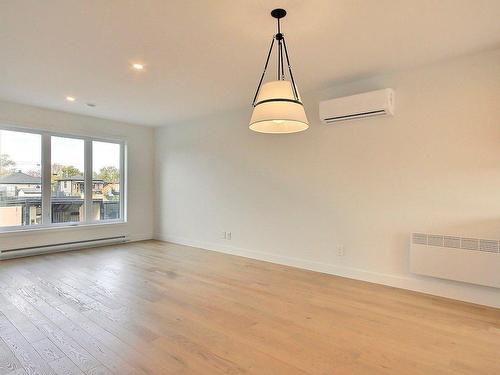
(132, 63), (144, 70)
(66, 96), (76, 102)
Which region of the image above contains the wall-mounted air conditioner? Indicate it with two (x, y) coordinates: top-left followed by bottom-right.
(319, 88), (395, 124)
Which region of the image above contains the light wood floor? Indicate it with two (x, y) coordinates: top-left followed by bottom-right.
(0, 241), (498, 375)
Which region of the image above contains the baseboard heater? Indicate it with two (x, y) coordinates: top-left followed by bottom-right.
(410, 233), (500, 288)
(0, 236), (127, 260)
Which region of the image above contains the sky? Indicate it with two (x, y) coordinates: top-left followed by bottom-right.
(0, 129), (120, 174)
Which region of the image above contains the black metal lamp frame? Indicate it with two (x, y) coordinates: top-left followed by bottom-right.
(252, 9), (301, 107)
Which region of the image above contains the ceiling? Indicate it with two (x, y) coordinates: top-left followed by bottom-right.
(1, 0), (500, 127)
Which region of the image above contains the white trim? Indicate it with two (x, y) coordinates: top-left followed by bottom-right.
(120, 141), (127, 222)
(157, 234), (500, 309)
(41, 133), (51, 224)
(0, 219), (126, 234)
(0, 220), (127, 237)
(84, 139), (93, 222)
(87, 139), (126, 224)
(128, 234), (154, 242)
(0, 121), (128, 143)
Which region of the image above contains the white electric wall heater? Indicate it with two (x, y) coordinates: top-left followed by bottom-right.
(410, 233), (500, 288)
(319, 88), (395, 124)
(0, 236), (127, 260)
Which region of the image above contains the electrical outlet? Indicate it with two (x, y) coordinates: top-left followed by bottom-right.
(337, 245), (345, 256)
(226, 232), (232, 240)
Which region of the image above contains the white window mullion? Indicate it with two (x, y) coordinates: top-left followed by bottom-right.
(84, 139), (93, 223)
(120, 142), (126, 221)
(41, 134), (51, 225)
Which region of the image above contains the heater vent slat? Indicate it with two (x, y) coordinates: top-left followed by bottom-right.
(480, 239), (499, 253)
(461, 238), (479, 251)
(412, 233), (427, 245)
(428, 235), (444, 247)
(411, 233), (499, 253)
(443, 236), (461, 248)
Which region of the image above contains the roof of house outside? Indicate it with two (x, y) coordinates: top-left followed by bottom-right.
(0, 172), (110, 184)
(56, 175), (104, 182)
(0, 171), (41, 184)
(18, 187), (42, 193)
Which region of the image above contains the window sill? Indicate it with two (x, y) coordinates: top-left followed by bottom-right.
(0, 220), (127, 237)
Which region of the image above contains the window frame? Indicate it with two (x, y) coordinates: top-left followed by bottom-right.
(0, 124), (127, 233)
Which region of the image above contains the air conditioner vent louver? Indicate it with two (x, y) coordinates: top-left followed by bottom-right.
(319, 89), (394, 124)
(323, 110), (386, 123)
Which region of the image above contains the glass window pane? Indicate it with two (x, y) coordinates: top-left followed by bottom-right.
(51, 136), (85, 223)
(0, 130), (42, 227)
(92, 141), (121, 221)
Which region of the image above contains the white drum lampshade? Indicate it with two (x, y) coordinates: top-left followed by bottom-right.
(249, 80), (309, 134)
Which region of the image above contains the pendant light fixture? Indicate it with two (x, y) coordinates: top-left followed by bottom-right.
(249, 8), (309, 134)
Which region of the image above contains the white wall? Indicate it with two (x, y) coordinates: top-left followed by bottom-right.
(0, 100), (154, 250)
(155, 48), (500, 307)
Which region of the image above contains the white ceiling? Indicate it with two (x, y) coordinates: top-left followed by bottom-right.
(1, 0), (500, 127)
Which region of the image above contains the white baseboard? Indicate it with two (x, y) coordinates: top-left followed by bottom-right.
(155, 233), (500, 308)
(127, 234), (154, 242)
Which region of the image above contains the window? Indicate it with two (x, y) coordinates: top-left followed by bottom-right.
(0, 129), (42, 228)
(0, 126), (125, 231)
(92, 141), (121, 221)
(51, 136), (85, 223)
